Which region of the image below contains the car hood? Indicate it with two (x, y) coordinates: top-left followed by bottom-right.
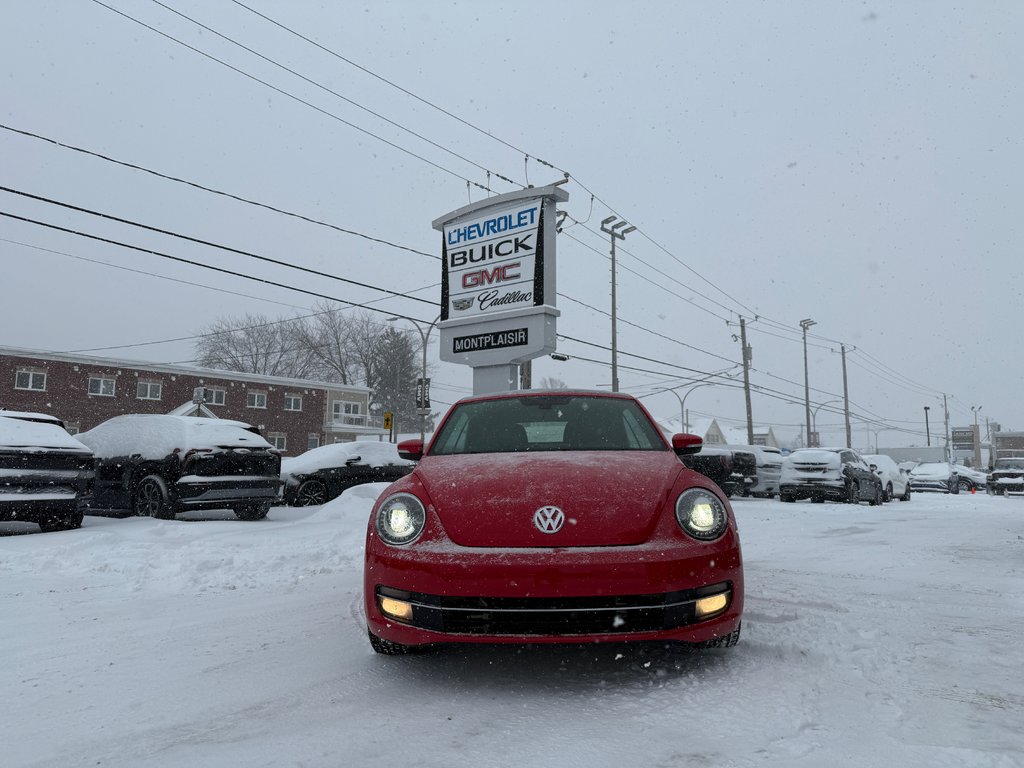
(415, 452), (683, 548)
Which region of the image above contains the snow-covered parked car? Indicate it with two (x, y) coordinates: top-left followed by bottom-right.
(863, 453), (911, 502)
(0, 411), (95, 532)
(779, 447), (883, 504)
(731, 444), (783, 498)
(281, 441), (415, 506)
(908, 462), (985, 494)
(78, 415), (281, 521)
(987, 457), (1024, 495)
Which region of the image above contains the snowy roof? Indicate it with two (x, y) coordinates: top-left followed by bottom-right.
(0, 345), (372, 394)
(0, 414), (93, 453)
(78, 414), (273, 459)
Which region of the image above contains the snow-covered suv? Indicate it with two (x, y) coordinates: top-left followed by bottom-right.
(987, 457), (1024, 495)
(0, 411), (95, 532)
(780, 448), (883, 505)
(78, 415), (281, 521)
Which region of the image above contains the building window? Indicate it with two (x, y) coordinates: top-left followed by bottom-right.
(284, 394), (303, 412)
(307, 434), (321, 451)
(137, 381), (162, 400)
(15, 368), (47, 391)
(88, 376), (116, 397)
(246, 391), (267, 409)
(332, 400), (365, 425)
(268, 432), (287, 451)
(206, 388), (226, 406)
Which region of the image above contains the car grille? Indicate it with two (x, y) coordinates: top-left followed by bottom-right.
(376, 584), (731, 636)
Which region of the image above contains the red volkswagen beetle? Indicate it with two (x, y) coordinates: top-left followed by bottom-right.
(363, 390), (743, 654)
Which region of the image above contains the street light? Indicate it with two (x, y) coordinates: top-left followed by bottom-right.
(800, 318), (816, 449)
(923, 406), (931, 446)
(386, 314), (441, 443)
(600, 215), (636, 393)
(811, 399), (842, 446)
(635, 368), (740, 433)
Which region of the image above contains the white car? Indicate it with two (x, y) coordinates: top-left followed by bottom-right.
(863, 454), (911, 502)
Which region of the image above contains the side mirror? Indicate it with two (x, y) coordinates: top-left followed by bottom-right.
(397, 439), (424, 462)
(671, 433), (703, 456)
(870, 463), (878, 471)
(344, 456), (362, 466)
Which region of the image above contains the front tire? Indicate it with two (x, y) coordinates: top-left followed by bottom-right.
(134, 475), (176, 520)
(958, 478), (973, 493)
(37, 512), (84, 532)
(235, 502), (271, 521)
(847, 480), (860, 504)
(295, 479), (328, 507)
(869, 484), (883, 506)
(900, 485), (911, 501)
(884, 483), (893, 503)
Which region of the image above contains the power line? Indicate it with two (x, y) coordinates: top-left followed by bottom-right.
(0, 237), (439, 354)
(147, 0), (520, 189)
(0, 185), (436, 306)
(0, 123), (438, 260)
(0, 210), (431, 324)
(88, 0), (493, 192)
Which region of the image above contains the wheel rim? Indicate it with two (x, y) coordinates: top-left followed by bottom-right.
(958, 479), (971, 491)
(136, 480), (162, 517)
(297, 481), (327, 506)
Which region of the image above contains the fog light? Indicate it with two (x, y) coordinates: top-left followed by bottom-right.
(695, 591), (730, 619)
(379, 596), (413, 622)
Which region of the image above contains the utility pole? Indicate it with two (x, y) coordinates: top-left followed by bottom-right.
(943, 394), (951, 462)
(519, 360), (532, 390)
(600, 216), (636, 392)
(800, 318), (816, 447)
(971, 405), (982, 468)
(924, 406), (931, 446)
(840, 344), (852, 449)
(740, 318), (754, 444)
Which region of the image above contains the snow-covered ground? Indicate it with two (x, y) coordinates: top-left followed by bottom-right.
(2, 488), (1022, 768)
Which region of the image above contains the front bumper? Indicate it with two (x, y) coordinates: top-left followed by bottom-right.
(779, 481), (846, 501)
(365, 537), (743, 647)
(175, 477), (281, 508)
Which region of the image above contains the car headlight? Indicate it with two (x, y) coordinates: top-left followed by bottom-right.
(375, 493), (426, 545)
(675, 489), (728, 541)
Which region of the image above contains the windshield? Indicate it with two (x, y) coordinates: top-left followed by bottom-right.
(995, 459), (1024, 470)
(430, 395), (667, 455)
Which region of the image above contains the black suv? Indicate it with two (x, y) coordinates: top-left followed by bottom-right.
(0, 410), (95, 532)
(78, 415), (281, 521)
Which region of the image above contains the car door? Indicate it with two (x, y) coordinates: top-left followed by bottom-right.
(841, 451), (874, 500)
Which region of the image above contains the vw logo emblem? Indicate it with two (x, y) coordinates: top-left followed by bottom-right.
(533, 506), (565, 534)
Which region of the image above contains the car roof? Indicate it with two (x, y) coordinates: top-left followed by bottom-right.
(452, 389), (636, 405)
(0, 409), (66, 427)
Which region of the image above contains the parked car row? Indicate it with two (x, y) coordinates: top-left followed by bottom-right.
(2, 410), (419, 532)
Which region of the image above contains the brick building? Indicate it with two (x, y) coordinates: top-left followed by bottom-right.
(0, 346), (386, 455)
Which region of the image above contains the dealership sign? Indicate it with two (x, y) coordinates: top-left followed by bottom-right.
(433, 184), (568, 393)
(442, 199), (544, 320)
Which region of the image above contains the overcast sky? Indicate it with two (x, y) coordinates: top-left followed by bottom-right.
(2, 1), (1020, 449)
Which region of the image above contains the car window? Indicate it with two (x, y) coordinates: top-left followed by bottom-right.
(430, 395), (667, 454)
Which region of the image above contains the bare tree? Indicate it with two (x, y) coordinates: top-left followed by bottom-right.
(538, 376), (568, 389)
(194, 314), (318, 378)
